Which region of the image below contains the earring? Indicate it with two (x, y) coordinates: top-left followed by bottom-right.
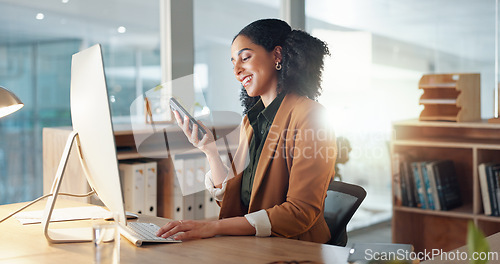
(275, 61), (282, 71)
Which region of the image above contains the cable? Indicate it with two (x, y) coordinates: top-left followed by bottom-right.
(0, 190), (95, 224)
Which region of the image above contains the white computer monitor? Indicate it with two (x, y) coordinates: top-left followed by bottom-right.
(42, 44), (127, 242)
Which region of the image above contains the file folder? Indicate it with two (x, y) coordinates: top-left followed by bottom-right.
(183, 159), (196, 195)
(182, 194), (195, 220)
(203, 157), (222, 219)
(142, 160), (157, 216)
(172, 158), (185, 220)
(119, 162), (146, 214)
(194, 191), (205, 220)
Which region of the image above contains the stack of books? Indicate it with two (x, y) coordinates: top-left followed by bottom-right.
(478, 162), (500, 216)
(394, 155), (462, 211)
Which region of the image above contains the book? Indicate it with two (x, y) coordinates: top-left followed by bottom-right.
(392, 153), (403, 206)
(420, 161), (436, 210)
(411, 162), (428, 209)
(478, 163), (493, 215)
(431, 160), (462, 211)
(426, 161), (441, 211)
(402, 162), (418, 207)
(485, 163), (500, 216)
(494, 167), (500, 216)
(490, 164), (500, 216)
(399, 161), (409, 207)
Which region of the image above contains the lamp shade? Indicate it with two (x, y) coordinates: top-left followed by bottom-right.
(0, 86), (23, 118)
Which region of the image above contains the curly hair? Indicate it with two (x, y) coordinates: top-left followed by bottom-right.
(234, 19), (330, 114)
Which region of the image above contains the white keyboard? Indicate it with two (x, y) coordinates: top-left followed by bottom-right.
(119, 222), (181, 247)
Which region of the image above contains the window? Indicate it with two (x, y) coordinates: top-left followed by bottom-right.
(0, 0), (160, 204)
(193, 0), (280, 115)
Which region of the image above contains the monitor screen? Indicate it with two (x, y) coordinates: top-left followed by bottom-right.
(70, 44), (127, 225)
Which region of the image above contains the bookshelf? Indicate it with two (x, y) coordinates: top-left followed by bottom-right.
(418, 73), (480, 122)
(391, 119), (500, 253)
(42, 123), (238, 220)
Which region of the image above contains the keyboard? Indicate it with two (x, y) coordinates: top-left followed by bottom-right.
(119, 222), (181, 247)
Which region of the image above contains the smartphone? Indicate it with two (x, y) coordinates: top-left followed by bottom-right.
(169, 97), (207, 141)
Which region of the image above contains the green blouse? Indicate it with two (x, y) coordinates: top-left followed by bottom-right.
(240, 93), (285, 207)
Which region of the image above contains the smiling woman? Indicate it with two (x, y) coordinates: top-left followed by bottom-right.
(234, 19), (330, 114)
(157, 18), (338, 244)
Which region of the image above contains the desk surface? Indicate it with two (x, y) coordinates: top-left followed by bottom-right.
(0, 200), (350, 264)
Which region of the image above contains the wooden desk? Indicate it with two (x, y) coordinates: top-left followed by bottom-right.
(0, 200), (350, 264)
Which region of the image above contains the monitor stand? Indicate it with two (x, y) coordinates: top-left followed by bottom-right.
(41, 130), (98, 243)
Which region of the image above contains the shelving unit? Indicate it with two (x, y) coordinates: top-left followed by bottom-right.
(418, 73), (480, 122)
(42, 122), (239, 220)
(391, 119), (500, 253)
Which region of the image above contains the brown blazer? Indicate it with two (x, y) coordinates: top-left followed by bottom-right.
(219, 93), (337, 243)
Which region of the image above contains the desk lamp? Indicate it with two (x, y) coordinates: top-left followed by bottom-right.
(0, 84), (93, 226)
(0, 86), (23, 118)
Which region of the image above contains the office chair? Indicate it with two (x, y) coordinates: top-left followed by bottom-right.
(324, 181), (366, 246)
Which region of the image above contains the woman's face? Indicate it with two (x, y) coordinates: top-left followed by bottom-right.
(231, 35), (278, 98)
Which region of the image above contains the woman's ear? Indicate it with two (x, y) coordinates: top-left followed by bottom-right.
(273, 46), (283, 62)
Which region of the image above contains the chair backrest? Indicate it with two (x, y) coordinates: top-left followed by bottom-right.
(324, 181), (366, 246)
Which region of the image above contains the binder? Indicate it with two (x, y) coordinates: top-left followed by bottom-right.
(172, 191), (184, 220)
(119, 162), (146, 214)
(172, 158), (185, 220)
(142, 160), (157, 216)
(195, 157), (206, 191)
(204, 190), (220, 220)
(183, 194), (195, 220)
(183, 159), (196, 196)
(173, 158), (183, 191)
(194, 191), (205, 220)
(194, 157), (207, 220)
(203, 157), (222, 219)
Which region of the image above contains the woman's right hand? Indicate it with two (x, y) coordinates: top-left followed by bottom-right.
(173, 110), (217, 155)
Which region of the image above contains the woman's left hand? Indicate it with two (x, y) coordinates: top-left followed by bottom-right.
(156, 220), (219, 241)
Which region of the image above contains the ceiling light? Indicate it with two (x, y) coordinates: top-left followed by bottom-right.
(36, 13), (45, 20)
(117, 26), (126, 33)
(62, 0), (69, 3)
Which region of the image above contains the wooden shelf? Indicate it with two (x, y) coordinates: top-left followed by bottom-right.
(391, 119), (500, 253)
(393, 204), (473, 220)
(393, 138), (500, 149)
(475, 214), (500, 223)
(394, 118), (500, 129)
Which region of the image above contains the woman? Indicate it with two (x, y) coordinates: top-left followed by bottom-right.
(156, 18), (336, 243)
